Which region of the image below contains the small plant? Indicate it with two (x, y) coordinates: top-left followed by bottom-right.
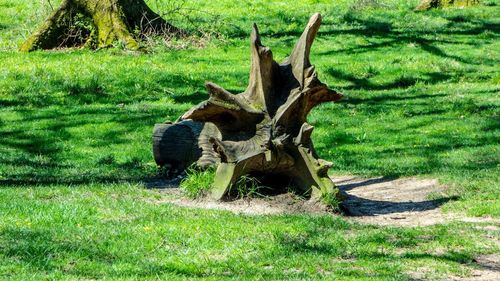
(60, 12), (94, 48)
(320, 192), (341, 212)
(97, 154), (115, 165)
(180, 167), (215, 199)
(230, 175), (268, 199)
(363, 65), (380, 79)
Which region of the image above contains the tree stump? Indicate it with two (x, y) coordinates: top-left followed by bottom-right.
(415, 0), (480, 11)
(153, 13), (343, 200)
(20, 0), (179, 52)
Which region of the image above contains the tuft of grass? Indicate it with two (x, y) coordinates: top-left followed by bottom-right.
(320, 192), (341, 212)
(179, 167), (215, 199)
(230, 175), (269, 199)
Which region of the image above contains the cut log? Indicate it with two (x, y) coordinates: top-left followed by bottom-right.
(152, 120), (220, 171)
(20, 0), (180, 51)
(153, 13), (343, 201)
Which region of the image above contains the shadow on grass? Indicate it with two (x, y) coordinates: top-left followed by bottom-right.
(0, 71), (209, 107)
(171, 91), (207, 104)
(0, 228), (115, 272)
(0, 227), (226, 278)
(272, 219), (473, 278)
(317, 127), (498, 178)
(0, 65), (216, 186)
(326, 68), (452, 91)
(275, 227), (471, 263)
(0, 105), (183, 186)
(317, 11), (499, 66)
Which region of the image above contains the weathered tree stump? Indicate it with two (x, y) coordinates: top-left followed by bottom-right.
(153, 13), (343, 200)
(415, 0), (480, 11)
(20, 0), (179, 51)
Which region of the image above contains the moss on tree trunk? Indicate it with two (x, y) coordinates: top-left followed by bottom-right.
(415, 0), (480, 11)
(20, 0), (179, 51)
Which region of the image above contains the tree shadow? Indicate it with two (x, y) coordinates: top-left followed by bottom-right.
(326, 68), (452, 91)
(0, 104), (183, 186)
(335, 177), (397, 192)
(0, 65), (214, 186)
(318, 11), (499, 66)
(473, 255), (500, 272)
(340, 194), (457, 216)
(0, 227), (232, 278)
(170, 91), (207, 104)
(332, 177), (459, 216)
(0, 228), (116, 273)
(270, 216), (474, 279)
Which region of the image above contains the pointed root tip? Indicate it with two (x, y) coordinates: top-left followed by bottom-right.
(205, 81), (231, 96)
(251, 23), (261, 44)
(329, 89), (344, 101)
(204, 82), (218, 97)
(308, 13), (322, 27)
(205, 81), (216, 90)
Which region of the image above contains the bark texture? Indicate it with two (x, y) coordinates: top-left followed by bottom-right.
(153, 13), (343, 200)
(415, 0), (479, 11)
(20, 0), (178, 51)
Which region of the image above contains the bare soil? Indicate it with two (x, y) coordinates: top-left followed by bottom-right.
(151, 175), (500, 227)
(408, 254), (500, 281)
(466, 254), (500, 281)
(336, 176), (455, 226)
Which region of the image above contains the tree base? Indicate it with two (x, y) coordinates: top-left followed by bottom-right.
(415, 0), (480, 11)
(20, 0), (180, 52)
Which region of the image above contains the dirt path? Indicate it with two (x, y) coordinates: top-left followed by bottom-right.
(335, 176), (456, 226)
(152, 175), (499, 227)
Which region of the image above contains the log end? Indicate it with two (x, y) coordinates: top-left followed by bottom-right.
(152, 121), (203, 171)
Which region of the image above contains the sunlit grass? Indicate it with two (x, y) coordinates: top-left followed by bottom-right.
(0, 0), (499, 279)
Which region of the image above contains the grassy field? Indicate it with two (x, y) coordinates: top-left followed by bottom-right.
(0, 0), (499, 279)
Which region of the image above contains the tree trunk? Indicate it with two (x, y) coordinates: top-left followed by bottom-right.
(20, 0), (179, 51)
(415, 0), (480, 11)
(153, 13), (344, 201)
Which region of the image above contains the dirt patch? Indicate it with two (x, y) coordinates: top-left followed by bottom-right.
(439, 254), (500, 281)
(157, 188), (330, 215)
(467, 254), (500, 281)
(150, 175), (500, 227)
(334, 176), (500, 226)
(336, 176), (454, 226)
(407, 254), (500, 281)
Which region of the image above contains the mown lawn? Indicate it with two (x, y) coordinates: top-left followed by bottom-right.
(0, 0), (499, 279)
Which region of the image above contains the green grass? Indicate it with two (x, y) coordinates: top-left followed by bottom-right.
(0, 0), (499, 279)
(1, 184), (498, 280)
(180, 167), (215, 199)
